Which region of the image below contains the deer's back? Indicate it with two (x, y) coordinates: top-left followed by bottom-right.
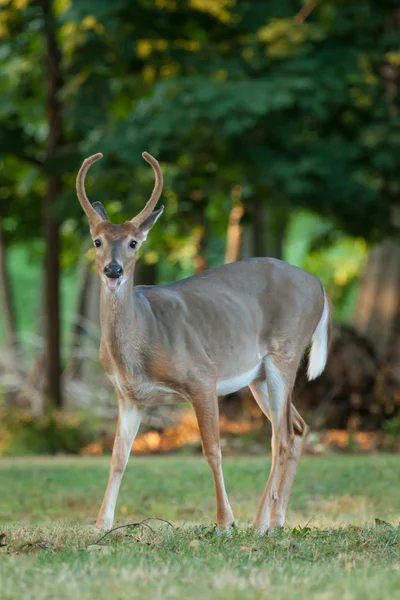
(134, 258), (324, 379)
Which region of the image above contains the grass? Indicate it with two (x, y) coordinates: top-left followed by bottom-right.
(0, 455), (399, 599)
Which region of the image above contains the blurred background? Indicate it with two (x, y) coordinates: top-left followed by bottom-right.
(0, 0), (399, 457)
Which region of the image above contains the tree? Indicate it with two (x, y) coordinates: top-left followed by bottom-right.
(41, 0), (64, 408)
(354, 5), (400, 377)
(1, 0), (399, 416)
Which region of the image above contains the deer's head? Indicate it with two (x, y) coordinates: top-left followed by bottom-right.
(76, 152), (164, 291)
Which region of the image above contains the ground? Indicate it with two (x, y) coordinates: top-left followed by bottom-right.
(0, 454), (399, 599)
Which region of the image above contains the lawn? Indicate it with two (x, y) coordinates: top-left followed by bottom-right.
(0, 455), (399, 599)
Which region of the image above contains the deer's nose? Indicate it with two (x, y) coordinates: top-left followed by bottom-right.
(104, 263), (123, 278)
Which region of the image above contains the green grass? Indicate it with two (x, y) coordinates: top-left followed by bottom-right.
(0, 455), (399, 599)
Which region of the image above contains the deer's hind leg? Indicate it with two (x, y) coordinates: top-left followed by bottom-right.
(269, 404), (308, 528)
(249, 356), (301, 533)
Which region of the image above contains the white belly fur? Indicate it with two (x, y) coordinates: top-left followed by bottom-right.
(109, 363), (262, 401)
(216, 363), (261, 396)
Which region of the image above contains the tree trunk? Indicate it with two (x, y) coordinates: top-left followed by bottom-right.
(42, 0), (63, 408)
(0, 218), (19, 365)
(194, 212), (208, 273)
(353, 238), (400, 363)
(260, 203), (287, 260)
(251, 202), (265, 258)
(64, 257), (93, 380)
(80, 273), (102, 391)
(247, 191), (288, 261)
(225, 185), (244, 264)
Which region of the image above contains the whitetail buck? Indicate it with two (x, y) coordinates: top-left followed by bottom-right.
(76, 152), (331, 533)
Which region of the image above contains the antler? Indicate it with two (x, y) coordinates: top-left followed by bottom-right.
(76, 153), (104, 225)
(131, 152), (163, 226)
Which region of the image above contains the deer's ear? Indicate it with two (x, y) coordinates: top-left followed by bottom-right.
(138, 206), (164, 241)
(92, 201), (109, 221)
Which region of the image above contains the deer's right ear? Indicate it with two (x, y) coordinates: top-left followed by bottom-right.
(138, 206), (164, 241)
(92, 201), (109, 221)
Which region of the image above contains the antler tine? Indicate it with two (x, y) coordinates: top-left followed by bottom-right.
(76, 153), (104, 225)
(131, 152), (164, 226)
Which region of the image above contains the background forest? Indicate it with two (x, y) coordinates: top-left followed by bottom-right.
(0, 0), (400, 455)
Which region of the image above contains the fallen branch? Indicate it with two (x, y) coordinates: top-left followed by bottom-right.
(93, 516), (175, 545)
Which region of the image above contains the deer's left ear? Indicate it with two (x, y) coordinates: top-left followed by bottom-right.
(92, 201), (109, 221)
(138, 206), (164, 240)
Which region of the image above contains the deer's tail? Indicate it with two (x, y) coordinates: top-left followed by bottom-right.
(307, 289), (331, 381)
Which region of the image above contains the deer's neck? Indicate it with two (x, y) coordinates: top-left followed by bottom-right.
(100, 276), (140, 370)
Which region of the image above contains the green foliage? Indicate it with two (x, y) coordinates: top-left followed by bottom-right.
(1, 0), (399, 246)
(285, 211), (368, 322)
(383, 416), (400, 438)
(0, 409), (99, 456)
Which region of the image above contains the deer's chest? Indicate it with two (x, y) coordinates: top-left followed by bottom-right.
(101, 346), (176, 404)
(99, 309), (174, 403)
(100, 331), (178, 404)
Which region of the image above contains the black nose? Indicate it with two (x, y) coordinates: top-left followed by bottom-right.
(104, 263), (123, 278)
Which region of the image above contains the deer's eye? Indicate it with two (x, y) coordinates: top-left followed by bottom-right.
(129, 240), (137, 249)
(94, 239), (101, 248)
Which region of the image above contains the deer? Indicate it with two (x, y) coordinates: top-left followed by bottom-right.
(76, 151), (331, 534)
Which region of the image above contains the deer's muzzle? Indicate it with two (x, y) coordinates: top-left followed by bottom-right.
(104, 263), (123, 279)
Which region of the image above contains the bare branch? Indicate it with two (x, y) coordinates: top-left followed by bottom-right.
(93, 516), (175, 545)
(294, 1), (318, 25)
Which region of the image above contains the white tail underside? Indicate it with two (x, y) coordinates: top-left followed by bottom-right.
(307, 290), (329, 381)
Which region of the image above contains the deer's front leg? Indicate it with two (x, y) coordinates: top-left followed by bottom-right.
(96, 394), (143, 531)
(193, 392), (235, 529)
